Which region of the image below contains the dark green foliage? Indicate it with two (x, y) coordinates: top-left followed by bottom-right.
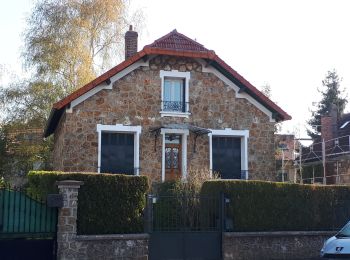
(307, 70), (347, 138)
(201, 180), (350, 231)
(151, 181), (220, 232)
(27, 171), (149, 234)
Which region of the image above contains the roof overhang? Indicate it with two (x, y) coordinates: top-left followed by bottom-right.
(44, 44), (292, 137)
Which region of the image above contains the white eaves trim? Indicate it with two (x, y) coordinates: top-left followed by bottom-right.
(197, 59), (275, 122)
(66, 59), (149, 113)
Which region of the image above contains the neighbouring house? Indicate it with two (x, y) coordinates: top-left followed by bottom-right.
(275, 134), (300, 182)
(1, 127), (45, 186)
(300, 105), (350, 184)
(44, 27), (291, 183)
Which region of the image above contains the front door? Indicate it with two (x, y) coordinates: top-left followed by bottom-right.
(165, 134), (182, 181)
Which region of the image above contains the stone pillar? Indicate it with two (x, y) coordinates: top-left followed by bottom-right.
(56, 180), (84, 259)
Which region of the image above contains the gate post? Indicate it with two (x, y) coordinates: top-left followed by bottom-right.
(144, 194), (153, 233)
(56, 180), (84, 259)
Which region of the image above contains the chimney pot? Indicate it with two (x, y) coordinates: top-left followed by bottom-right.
(125, 25), (138, 60)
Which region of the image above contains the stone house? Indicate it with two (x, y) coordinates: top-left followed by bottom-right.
(44, 27), (291, 183)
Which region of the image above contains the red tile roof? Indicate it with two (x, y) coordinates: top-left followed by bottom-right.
(145, 29), (209, 52)
(45, 29), (291, 137)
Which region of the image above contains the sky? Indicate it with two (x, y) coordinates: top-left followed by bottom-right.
(1, 0), (350, 139)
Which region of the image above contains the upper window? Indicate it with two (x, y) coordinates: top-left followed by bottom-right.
(163, 78), (185, 112)
(160, 70), (190, 117)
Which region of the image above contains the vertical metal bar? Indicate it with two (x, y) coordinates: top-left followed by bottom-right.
(146, 195), (152, 233)
(322, 139), (326, 185)
(299, 145), (303, 184)
(0, 188), (3, 232)
(220, 192), (225, 232)
(7, 189), (11, 233)
(28, 192), (32, 232)
(336, 161), (339, 184)
(19, 189), (22, 233)
(33, 195), (37, 232)
(24, 192), (28, 233)
(44, 198), (48, 233)
(39, 196), (43, 233)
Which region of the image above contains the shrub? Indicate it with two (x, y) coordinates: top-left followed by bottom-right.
(150, 168), (219, 231)
(201, 180), (350, 232)
(27, 171), (149, 234)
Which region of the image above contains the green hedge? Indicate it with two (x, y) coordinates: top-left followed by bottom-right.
(27, 171), (149, 235)
(201, 180), (350, 232)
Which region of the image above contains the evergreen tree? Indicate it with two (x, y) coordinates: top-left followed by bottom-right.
(307, 70), (347, 139)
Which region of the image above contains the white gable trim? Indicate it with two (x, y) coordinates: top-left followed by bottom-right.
(96, 124), (142, 175)
(197, 59), (275, 122)
(66, 60), (149, 113)
(208, 128), (249, 180)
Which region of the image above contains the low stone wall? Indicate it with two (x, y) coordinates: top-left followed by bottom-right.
(67, 234), (148, 260)
(56, 180), (148, 260)
(223, 231), (335, 259)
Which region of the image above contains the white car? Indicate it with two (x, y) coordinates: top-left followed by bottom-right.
(321, 221), (350, 258)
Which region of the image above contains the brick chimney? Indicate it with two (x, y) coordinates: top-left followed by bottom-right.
(321, 104), (338, 142)
(125, 25), (138, 60)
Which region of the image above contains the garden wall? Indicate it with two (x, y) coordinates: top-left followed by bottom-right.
(222, 231), (334, 259)
(56, 180), (148, 260)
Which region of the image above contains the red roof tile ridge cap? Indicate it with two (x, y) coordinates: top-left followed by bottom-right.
(145, 29), (207, 49)
(142, 47), (215, 59)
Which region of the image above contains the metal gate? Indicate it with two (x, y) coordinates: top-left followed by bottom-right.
(0, 186), (57, 260)
(147, 195), (223, 260)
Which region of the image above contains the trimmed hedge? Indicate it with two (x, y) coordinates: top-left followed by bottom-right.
(201, 180), (350, 232)
(27, 171), (149, 235)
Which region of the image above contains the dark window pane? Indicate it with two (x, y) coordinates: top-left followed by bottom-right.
(212, 136), (241, 179)
(101, 132), (134, 175)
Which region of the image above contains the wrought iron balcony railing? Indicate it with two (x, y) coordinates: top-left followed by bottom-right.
(162, 101), (189, 113)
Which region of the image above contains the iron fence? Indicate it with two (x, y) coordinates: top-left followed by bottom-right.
(0, 185), (57, 239)
(147, 195), (222, 232)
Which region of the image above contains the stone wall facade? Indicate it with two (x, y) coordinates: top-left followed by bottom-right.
(53, 55), (276, 182)
(222, 231), (334, 259)
(56, 180), (148, 260)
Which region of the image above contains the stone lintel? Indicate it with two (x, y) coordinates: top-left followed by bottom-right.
(223, 231), (336, 238)
(56, 180), (84, 189)
(76, 233), (149, 241)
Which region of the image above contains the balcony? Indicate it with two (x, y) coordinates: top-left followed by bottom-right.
(162, 101), (189, 112)
(160, 101), (190, 118)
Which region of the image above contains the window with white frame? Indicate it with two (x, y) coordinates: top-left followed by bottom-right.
(160, 70), (190, 117)
(96, 124), (141, 175)
(209, 129), (249, 180)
